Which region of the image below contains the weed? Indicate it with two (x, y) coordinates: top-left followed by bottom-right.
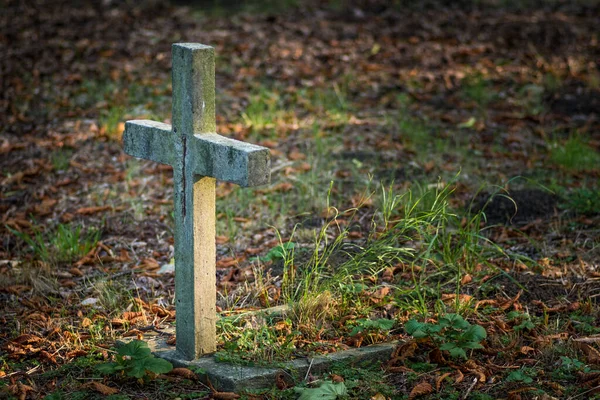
(564, 187), (600, 215)
(217, 316), (297, 363)
(506, 367), (537, 384)
(50, 148), (73, 171)
(294, 380), (347, 399)
(506, 310), (536, 331)
(97, 340), (172, 380)
(9, 223), (100, 266)
(550, 134), (600, 171)
(348, 318), (395, 345)
(99, 105), (125, 139)
(86, 279), (138, 319)
(405, 313), (487, 359)
(461, 73), (497, 108)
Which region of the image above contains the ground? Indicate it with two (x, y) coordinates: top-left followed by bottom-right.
(1, 0), (599, 399)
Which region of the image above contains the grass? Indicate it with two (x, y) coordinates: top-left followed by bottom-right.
(550, 134), (600, 172)
(460, 73), (497, 110)
(215, 179), (511, 363)
(8, 223), (100, 266)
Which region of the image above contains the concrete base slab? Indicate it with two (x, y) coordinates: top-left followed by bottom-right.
(118, 330), (396, 392)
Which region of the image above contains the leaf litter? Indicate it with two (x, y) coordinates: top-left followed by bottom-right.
(1, 0), (600, 399)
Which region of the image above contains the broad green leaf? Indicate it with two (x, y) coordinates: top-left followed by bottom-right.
(448, 347), (467, 359)
(444, 314), (470, 330)
(117, 340), (152, 360)
(439, 342), (457, 351)
(404, 320), (423, 335)
(261, 242), (295, 262)
(514, 320), (535, 331)
(371, 318), (395, 330)
(127, 360), (148, 379)
(96, 362), (119, 375)
(294, 381), (347, 400)
(143, 357), (173, 375)
(462, 325), (487, 342)
(461, 341), (484, 349)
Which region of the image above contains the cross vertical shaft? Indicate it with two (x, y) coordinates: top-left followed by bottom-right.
(171, 44), (217, 358)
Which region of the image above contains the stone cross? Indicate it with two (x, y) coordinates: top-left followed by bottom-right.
(122, 43), (270, 360)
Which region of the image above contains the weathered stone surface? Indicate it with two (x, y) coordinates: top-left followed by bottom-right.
(122, 43), (270, 360)
(119, 330), (396, 392)
(123, 121), (270, 187)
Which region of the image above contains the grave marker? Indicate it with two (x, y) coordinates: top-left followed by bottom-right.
(123, 43), (270, 360)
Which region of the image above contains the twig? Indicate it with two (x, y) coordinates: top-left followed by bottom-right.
(461, 377), (478, 400)
(567, 384), (600, 400)
(0, 365), (40, 379)
(304, 358), (315, 382)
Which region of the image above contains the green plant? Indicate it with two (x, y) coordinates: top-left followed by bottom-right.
(550, 134), (600, 171)
(100, 105), (125, 139)
(8, 223), (100, 265)
(294, 380), (347, 400)
(506, 368), (536, 384)
(507, 311), (535, 331)
(96, 340), (172, 380)
(259, 242), (296, 263)
(564, 187), (600, 215)
(461, 74), (496, 108)
(349, 318), (395, 336)
(217, 317), (298, 363)
(405, 314), (487, 359)
(50, 148), (73, 171)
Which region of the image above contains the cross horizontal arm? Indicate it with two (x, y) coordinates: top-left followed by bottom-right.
(123, 120), (175, 166)
(190, 133), (270, 187)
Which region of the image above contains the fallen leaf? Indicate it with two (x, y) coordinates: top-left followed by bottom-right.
(575, 342), (600, 364)
(436, 372), (452, 391)
(169, 367), (198, 380)
(75, 205), (111, 215)
(82, 381), (118, 395)
(371, 393), (387, 400)
(409, 381), (433, 399)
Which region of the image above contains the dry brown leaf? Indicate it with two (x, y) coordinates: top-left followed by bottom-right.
(12, 334), (43, 345)
(409, 381), (433, 399)
(39, 350), (58, 364)
(474, 299), (497, 310)
(275, 371), (290, 390)
(122, 311), (144, 321)
(454, 369), (464, 384)
(436, 372), (452, 391)
(81, 317), (92, 328)
(123, 329), (143, 338)
(169, 367), (197, 380)
(520, 346), (536, 355)
(330, 374), (344, 383)
(392, 340), (417, 361)
(441, 293), (473, 305)
(575, 341), (600, 364)
(66, 349), (88, 358)
(500, 290), (522, 311)
(460, 274), (472, 285)
(82, 381), (119, 395)
(75, 205), (111, 215)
